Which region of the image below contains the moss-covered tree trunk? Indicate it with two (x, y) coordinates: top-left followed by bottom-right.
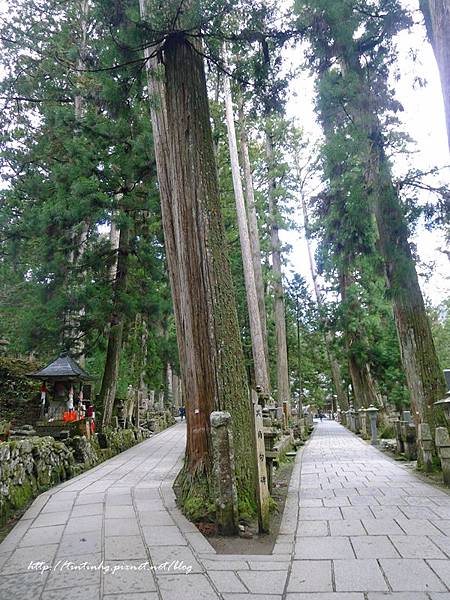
(339, 47), (446, 428)
(302, 5), (445, 431)
(339, 269), (380, 410)
(100, 220), (129, 429)
(139, 19), (257, 523)
(347, 359), (379, 410)
(367, 137), (446, 426)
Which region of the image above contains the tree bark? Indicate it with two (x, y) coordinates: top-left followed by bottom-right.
(368, 136), (446, 425)
(339, 268), (380, 410)
(265, 133), (290, 407)
(139, 8), (257, 516)
(237, 97), (270, 369)
(420, 0), (450, 152)
(100, 219), (129, 429)
(223, 70), (270, 394)
(340, 47), (447, 425)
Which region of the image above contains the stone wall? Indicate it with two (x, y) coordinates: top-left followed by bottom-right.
(0, 436), (74, 525)
(0, 418), (174, 525)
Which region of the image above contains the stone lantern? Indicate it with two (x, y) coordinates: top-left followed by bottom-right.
(351, 404), (360, 434)
(347, 403), (355, 431)
(433, 370), (450, 484)
(435, 397), (450, 424)
(366, 404), (379, 446)
(433, 369), (450, 425)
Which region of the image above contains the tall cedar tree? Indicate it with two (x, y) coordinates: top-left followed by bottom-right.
(139, 1), (257, 529)
(296, 0), (446, 428)
(0, 0), (172, 419)
(223, 66), (271, 394)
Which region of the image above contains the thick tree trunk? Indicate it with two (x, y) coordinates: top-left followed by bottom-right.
(100, 220), (129, 429)
(223, 71), (270, 394)
(300, 192), (348, 411)
(336, 45), (446, 427)
(348, 359), (379, 410)
(265, 133), (290, 407)
(329, 349), (348, 411)
(237, 97), (270, 368)
(368, 137), (446, 425)
(339, 269), (380, 410)
(421, 0), (450, 152)
(139, 11), (256, 518)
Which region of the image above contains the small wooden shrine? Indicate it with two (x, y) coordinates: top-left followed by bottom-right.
(28, 353), (95, 437)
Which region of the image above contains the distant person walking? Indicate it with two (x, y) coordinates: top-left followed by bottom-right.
(179, 406), (185, 420)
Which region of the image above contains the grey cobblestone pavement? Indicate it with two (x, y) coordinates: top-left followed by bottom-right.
(1, 420), (450, 599)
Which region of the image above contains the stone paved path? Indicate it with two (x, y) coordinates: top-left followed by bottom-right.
(1, 420), (450, 600)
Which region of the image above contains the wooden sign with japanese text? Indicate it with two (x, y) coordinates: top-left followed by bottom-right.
(252, 390), (270, 532)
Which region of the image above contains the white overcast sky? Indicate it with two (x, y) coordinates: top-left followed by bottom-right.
(281, 0), (449, 306)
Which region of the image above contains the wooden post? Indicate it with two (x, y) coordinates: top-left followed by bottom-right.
(282, 401), (289, 430)
(251, 390), (270, 533)
(135, 392), (141, 429)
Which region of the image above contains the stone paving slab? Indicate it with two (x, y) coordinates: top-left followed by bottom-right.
(333, 558), (389, 592)
(379, 558), (447, 591)
(287, 559), (333, 592)
(1, 420), (450, 599)
(237, 570), (288, 594)
(294, 535), (354, 559)
(41, 585), (101, 600)
(367, 594), (428, 600)
(222, 595), (282, 600)
(351, 535), (400, 558)
(287, 594), (364, 600)
(208, 570), (248, 592)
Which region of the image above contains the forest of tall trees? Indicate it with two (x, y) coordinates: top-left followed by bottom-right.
(0, 0), (449, 522)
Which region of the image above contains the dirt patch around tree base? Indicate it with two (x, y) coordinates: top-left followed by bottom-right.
(198, 455), (297, 555)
